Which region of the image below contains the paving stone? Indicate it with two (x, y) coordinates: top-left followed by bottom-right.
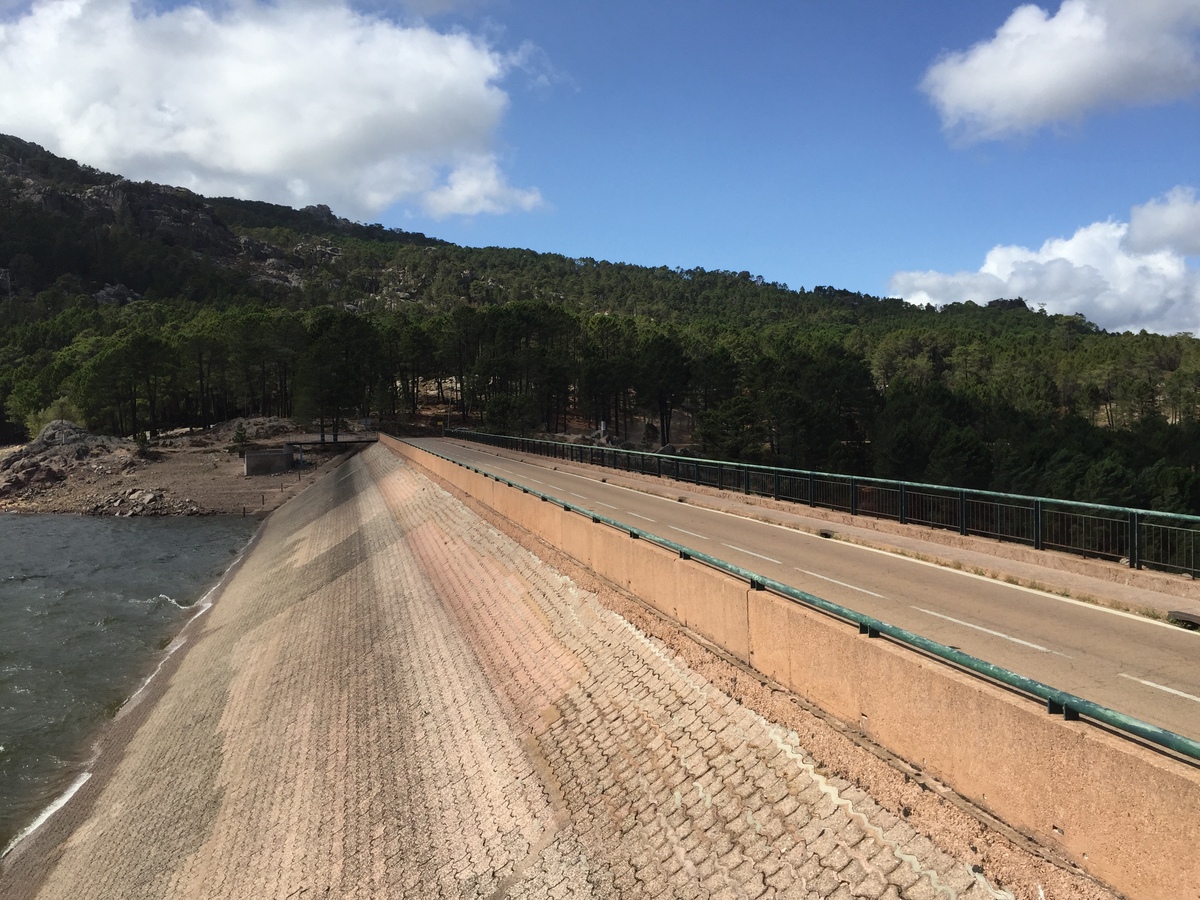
(852, 870), (891, 900)
(823, 844), (853, 872)
(900, 876), (945, 900)
(814, 868), (844, 896)
(887, 859), (925, 892)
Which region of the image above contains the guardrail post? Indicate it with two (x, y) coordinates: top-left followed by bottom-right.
(1033, 500), (1043, 550)
(808, 472), (815, 507)
(717, 462), (724, 489)
(899, 484), (907, 524)
(773, 470), (780, 501)
(959, 490), (968, 536)
(656, 455), (662, 478)
(743, 465), (750, 495)
(850, 477), (858, 516)
(1129, 511), (1140, 569)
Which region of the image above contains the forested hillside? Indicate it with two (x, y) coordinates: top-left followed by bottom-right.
(3, 135), (1199, 513)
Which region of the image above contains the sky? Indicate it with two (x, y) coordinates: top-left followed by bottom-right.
(0, 0), (1198, 334)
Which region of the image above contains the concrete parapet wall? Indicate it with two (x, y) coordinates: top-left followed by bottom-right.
(380, 436), (1200, 900)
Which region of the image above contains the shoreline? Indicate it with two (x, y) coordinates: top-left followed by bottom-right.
(0, 442), (363, 873)
(0, 513), (269, 864)
(0, 419), (369, 519)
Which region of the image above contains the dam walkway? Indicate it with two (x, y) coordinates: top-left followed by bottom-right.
(1, 445), (1052, 899)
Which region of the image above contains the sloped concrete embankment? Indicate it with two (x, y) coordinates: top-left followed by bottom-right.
(381, 435), (1200, 900)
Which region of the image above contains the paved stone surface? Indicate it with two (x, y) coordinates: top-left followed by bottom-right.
(0, 445), (1015, 899)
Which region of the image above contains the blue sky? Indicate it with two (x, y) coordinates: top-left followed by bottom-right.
(1, 0), (1198, 333)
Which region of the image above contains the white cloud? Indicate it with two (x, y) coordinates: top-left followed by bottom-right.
(890, 192), (1200, 334)
(1127, 186), (1200, 256)
(0, 0), (542, 218)
(423, 153), (541, 217)
(922, 0), (1200, 141)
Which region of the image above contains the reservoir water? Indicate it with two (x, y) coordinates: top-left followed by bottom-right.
(0, 513), (258, 852)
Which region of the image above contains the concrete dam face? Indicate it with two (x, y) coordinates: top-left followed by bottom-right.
(2, 441), (1188, 900)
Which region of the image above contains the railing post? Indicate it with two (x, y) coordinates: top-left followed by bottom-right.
(850, 477), (858, 516)
(808, 472), (815, 507)
(899, 484), (907, 525)
(743, 465), (750, 495)
(718, 463), (724, 489)
(1033, 499), (1043, 550)
(959, 490), (968, 536)
(1129, 511), (1140, 569)
(773, 470), (781, 501)
(656, 455), (662, 478)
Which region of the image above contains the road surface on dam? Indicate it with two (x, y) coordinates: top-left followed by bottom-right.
(412, 438), (1200, 746)
(0, 443), (1102, 899)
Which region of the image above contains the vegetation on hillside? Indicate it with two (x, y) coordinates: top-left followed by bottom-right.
(3, 135), (1199, 513)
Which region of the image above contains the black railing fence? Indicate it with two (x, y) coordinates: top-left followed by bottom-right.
(447, 430), (1200, 578)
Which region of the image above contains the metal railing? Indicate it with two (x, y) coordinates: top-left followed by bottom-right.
(405, 437), (1200, 764)
(448, 430), (1200, 578)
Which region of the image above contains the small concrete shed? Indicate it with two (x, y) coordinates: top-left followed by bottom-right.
(244, 444), (293, 476)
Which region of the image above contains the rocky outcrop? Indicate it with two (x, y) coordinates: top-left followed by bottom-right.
(91, 283), (142, 306)
(85, 485), (204, 517)
(0, 421), (127, 500)
(0, 136), (295, 283)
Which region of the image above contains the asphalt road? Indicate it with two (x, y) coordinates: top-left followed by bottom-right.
(413, 438), (1200, 745)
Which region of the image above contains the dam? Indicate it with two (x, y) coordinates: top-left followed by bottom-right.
(0, 441), (1189, 899)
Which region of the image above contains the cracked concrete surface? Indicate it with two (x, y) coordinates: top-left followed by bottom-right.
(1, 445), (1022, 899)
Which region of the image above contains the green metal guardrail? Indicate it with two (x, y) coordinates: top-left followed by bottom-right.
(449, 430), (1200, 579)
(406, 436), (1200, 765)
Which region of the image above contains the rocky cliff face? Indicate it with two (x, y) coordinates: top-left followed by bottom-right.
(78, 180), (243, 257)
(3, 139), (240, 259)
(0, 134), (311, 290)
(0, 133), (442, 304)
